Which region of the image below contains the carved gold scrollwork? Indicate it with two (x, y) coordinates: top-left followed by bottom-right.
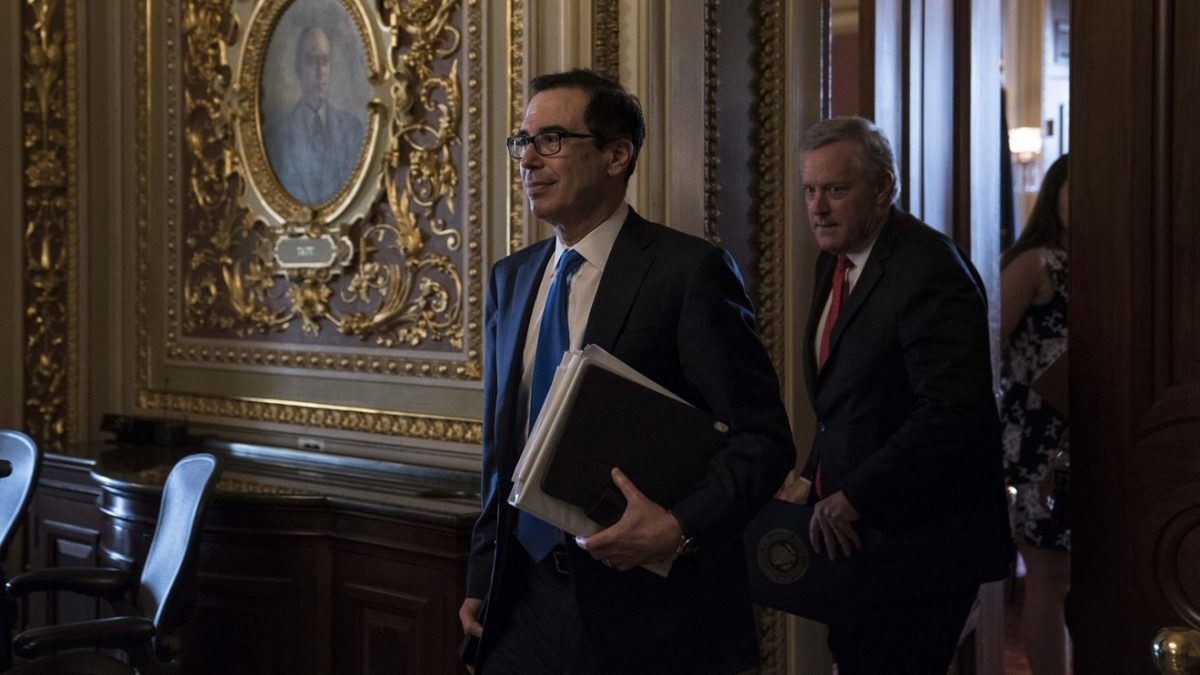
(591, 0), (619, 79)
(507, 0), (527, 253)
(21, 0), (78, 453)
(175, 0), (471, 364)
(703, 0), (721, 244)
(754, 0), (786, 377)
(754, 1), (788, 671)
(137, 389), (482, 444)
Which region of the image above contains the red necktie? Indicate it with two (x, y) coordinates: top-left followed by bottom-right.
(818, 254), (851, 372)
(815, 254), (850, 499)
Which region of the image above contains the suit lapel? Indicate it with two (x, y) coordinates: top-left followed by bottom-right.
(813, 208), (903, 384)
(582, 210), (654, 352)
(494, 240), (553, 445)
(828, 256), (881, 347)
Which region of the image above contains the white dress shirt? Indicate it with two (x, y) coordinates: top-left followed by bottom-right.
(814, 231), (879, 364)
(518, 203), (629, 431)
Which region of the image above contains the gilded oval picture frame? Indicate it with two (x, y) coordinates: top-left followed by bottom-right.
(237, 0), (386, 223)
(173, 0), (474, 365)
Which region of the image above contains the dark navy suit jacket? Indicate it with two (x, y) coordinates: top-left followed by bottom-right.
(468, 208), (795, 674)
(801, 206), (1012, 601)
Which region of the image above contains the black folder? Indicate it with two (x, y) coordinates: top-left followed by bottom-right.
(743, 498), (883, 630)
(539, 363), (727, 527)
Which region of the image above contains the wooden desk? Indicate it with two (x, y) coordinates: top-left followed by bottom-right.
(24, 442), (479, 675)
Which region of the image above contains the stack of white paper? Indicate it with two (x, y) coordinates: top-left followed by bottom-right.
(508, 344), (685, 576)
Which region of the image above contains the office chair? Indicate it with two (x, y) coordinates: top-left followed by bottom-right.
(0, 430), (41, 671)
(4, 453), (220, 675)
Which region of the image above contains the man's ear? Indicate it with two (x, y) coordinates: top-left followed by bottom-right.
(876, 171), (895, 206)
(607, 138), (633, 178)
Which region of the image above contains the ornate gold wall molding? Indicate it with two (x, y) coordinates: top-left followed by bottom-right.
(506, 0), (526, 253)
(137, 0), (486, 443)
(754, 0), (786, 377)
(703, 0), (720, 244)
(753, 0), (788, 671)
(21, 0), (79, 453)
(592, 0), (619, 79)
(171, 0), (474, 371)
(137, 389), (481, 444)
(505, 1), (620, 254)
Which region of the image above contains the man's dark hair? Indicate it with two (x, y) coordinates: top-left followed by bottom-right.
(530, 69), (645, 181)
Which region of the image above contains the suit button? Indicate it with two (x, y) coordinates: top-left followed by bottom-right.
(818, 422), (826, 432)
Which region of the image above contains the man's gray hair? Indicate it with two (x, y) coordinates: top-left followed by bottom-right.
(801, 116), (901, 205)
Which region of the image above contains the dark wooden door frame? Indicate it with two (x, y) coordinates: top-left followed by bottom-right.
(1071, 1), (1200, 672)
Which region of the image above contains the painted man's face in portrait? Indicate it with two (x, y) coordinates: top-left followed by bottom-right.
(296, 27), (332, 110)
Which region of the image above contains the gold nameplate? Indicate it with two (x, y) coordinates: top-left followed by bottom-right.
(273, 234), (352, 271)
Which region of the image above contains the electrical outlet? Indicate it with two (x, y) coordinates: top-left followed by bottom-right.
(298, 437), (325, 451)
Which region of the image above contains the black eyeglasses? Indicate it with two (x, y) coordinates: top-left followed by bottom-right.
(506, 131), (602, 160)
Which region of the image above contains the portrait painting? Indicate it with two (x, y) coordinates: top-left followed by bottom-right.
(260, 0), (371, 206)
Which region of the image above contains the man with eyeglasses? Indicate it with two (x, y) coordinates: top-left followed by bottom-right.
(458, 69), (794, 674)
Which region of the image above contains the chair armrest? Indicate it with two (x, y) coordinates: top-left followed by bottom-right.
(5, 567), (134, 601)
(12, 615), (156, 659)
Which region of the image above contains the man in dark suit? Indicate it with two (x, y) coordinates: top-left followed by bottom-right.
(458, 69), (795, 674)
(781, 116), (1012, 674)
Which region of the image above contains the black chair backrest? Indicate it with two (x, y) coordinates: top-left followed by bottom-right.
(136, 453), (220, 631)
(0, 430), (41, 562)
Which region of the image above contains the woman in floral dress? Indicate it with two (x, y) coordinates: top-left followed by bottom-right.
(999, 153), (1070, 675)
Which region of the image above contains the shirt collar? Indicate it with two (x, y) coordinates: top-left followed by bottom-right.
(552, 202), (628, 273)
(844, 216), (885, 271)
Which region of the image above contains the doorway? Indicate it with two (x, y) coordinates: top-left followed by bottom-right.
(825, 1), (1071, 674)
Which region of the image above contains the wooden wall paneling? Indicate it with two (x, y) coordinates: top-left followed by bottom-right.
(34, 517), (103, 627)
(94, 479), (324, 674)
(859, 0), (956, 232)
(954, 0), (1003, 338)
(185, 562), (323, 675)
(919, 0), (954, 235)
(859, 0), (906, 201)
(0, 0), (22, 430)
(91, 473), (469, 675)
(1165, 0), (1200, 391)
(955, 1), (1004, 673)
(1069, 0), (1146, 670)
(334, 552), (454, 675)
(331, 513), (469, 674)
(24, 459), (104, 629)
(183, 506), (328, 675)
(1070, 0), (1200, 671)
(663, 0), (708, 239)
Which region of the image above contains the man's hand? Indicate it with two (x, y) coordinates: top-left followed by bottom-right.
(575, 467), (683, 571)
(809, 490), (862, 560)
(459, 597), (484, 638)
(775, 476), (812, 504)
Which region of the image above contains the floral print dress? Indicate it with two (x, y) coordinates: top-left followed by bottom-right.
(999, 247), (1069, 552)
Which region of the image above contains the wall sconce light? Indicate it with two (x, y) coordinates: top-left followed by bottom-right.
(1008, 126), (1044, 191)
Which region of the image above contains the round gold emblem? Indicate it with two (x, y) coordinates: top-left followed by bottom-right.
(756, 528), (809, 584)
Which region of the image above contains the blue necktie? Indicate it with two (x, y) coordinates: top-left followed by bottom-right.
(517, 248), (585, 562)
